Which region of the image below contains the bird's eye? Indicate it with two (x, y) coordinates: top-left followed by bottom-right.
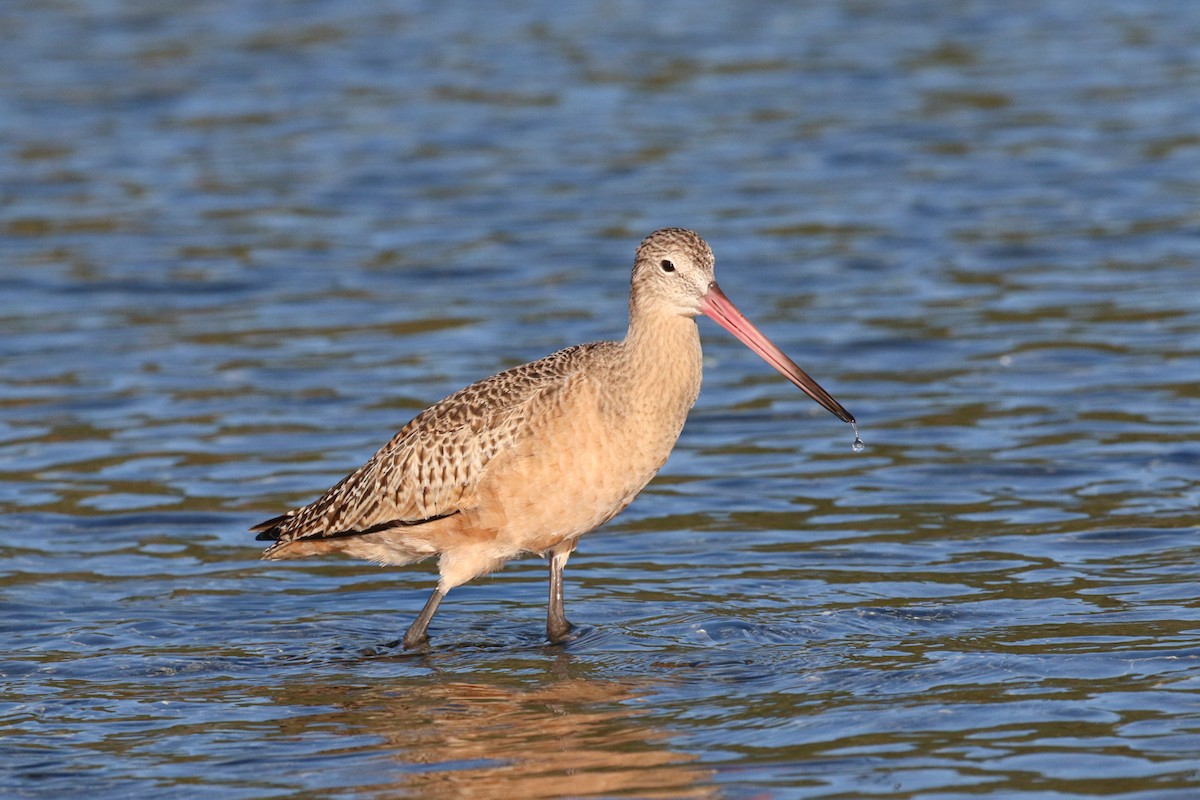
(660, 259), (676, 272)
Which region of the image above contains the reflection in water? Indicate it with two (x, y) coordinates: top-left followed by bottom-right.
(269, 672), (716, 799)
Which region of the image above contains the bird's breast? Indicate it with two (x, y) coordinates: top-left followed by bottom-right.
(474, 332), (703, 553)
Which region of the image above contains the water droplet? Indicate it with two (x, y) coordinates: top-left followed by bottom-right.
(851, 423), (865, 453)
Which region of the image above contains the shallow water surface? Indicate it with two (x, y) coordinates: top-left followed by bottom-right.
(3, 1), (1200, 798)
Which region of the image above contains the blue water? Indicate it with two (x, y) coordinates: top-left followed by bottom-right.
(3, 1), (1200, 797)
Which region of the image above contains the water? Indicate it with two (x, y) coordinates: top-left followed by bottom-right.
(3, 1), (1200, 797)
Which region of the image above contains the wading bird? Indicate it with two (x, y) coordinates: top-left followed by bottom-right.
(253, 228), (856, 648)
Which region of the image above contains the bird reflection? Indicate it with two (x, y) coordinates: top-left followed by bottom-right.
(268, 672), (718, 798)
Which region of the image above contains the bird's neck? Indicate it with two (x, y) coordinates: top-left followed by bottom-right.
(619, 304), (703, 417)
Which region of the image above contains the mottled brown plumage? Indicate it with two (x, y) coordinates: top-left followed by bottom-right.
(254, 228), (854, 648)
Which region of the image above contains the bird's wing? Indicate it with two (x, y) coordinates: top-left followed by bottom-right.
(251, 342), (609, 543)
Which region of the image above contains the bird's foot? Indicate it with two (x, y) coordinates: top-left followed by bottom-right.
(401, 630), (430, 651)
(403, 628), (436, 652)
(546, 618), (574, 645)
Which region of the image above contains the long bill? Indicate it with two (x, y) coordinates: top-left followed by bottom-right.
(699, 282), (855, 424)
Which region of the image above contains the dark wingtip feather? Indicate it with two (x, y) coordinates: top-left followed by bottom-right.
(250, 513), (290, 539)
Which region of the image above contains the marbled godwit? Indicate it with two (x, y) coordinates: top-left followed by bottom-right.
(253, 228), (856, 649)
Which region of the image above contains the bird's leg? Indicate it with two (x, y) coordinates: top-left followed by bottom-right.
(402, 586), (446, 650)
(546, 545), (574, 643)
